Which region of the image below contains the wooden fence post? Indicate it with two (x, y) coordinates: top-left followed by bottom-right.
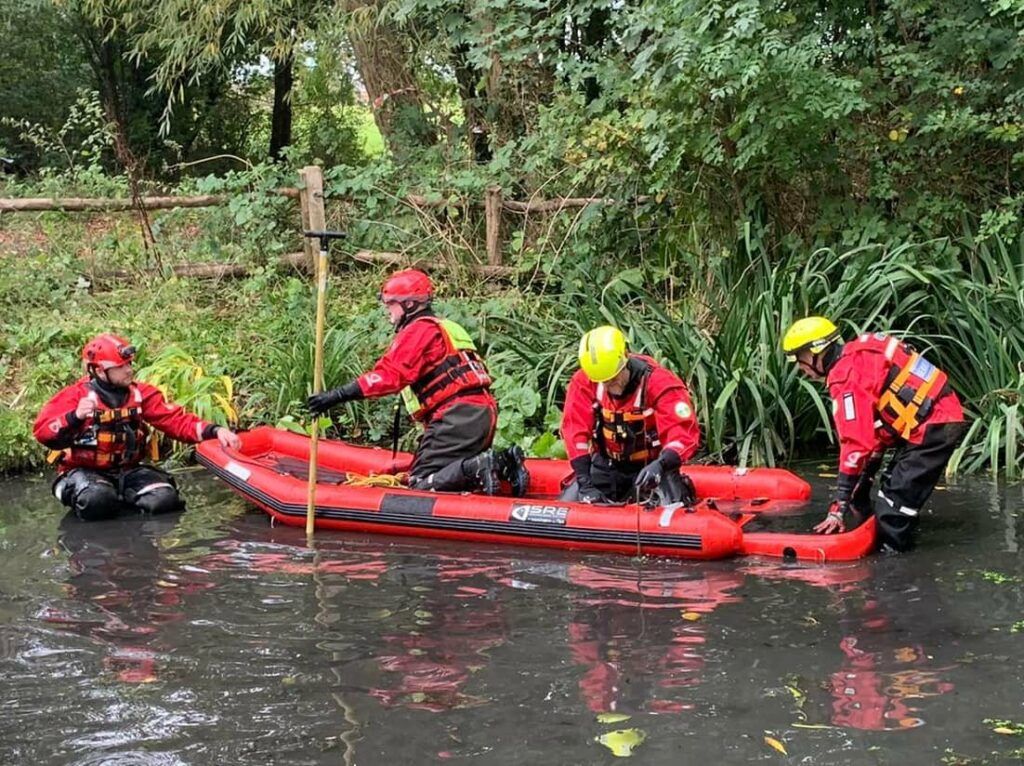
(299, 166), (326, 272)
(485, 185), (503, 267)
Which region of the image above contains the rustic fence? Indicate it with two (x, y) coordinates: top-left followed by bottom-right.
(0, 165), (650, 279)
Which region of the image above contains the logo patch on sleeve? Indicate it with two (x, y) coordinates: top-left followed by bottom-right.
(674, 402), (693, 420)
(842, 393), (856, 421)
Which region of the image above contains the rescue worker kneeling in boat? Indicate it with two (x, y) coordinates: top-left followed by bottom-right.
(782, 317), (967, 552)
(560, 326), (700, 506)
(34, 334), (242, 521)
(306, 269), (528, 496)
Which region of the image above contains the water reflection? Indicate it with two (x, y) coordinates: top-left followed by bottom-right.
(194, 530), (960, 734)
(746, 562), (956, 731)
(3, 471), (1003, 764)
(40, 512), (213, 685)
(566, 564), (744, 715)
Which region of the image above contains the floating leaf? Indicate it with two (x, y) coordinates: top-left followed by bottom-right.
(597, 713), (632, 724)
(764, 735), (787, 755)
(993, 727), (1017, 735)
(596, 729), (646, 757)
(681, 611), (702, 621)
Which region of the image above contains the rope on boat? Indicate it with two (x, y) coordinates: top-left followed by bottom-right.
(344, 472), (408, 488)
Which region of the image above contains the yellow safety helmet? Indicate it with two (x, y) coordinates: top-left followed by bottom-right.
(579, 326), (629, 383)
(782, 316), (841, 360)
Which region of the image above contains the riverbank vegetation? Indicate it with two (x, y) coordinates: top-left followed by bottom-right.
(2, 0), (1022, 477)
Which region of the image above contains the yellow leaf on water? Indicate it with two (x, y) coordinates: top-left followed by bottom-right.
(993, 727), (1017, 735)
(681, 611), (702, 621)
(764, 735), (787, 755)
(817, 472), (837, 478)
(596, 729), (646, 757)
(792, 722), (835, 730)
(597, 713), (632, 724)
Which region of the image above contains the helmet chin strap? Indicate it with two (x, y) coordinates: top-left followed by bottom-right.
(395, 301), (432, 331)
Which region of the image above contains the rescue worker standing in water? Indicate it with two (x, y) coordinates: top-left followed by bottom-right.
(560, 326), (700, 505)
(782, 317), (967, 552)
(307, 269), (528, 496)
(34, 334), (241, 521)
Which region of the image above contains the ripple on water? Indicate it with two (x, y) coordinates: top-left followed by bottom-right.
(68, 751), (189, 766)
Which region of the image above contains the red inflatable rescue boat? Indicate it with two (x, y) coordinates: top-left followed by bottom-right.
(197, 427), (876, 562)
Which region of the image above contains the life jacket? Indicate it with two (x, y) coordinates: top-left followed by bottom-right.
(400, 317), (492, 421)
(858, 334), (952, 440)
(50, 385), (150, 470)
(593, 358), (660, 465)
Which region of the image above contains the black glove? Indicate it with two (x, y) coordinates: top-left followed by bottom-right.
(635, 449), (680, 490)
(579, 485), (610, 504)
(571, 455), (609, 505)
(306, 381), (363, 415)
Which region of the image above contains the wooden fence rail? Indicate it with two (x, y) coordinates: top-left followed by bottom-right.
(0, 167), (657, 275)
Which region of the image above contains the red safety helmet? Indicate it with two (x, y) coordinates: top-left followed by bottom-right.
(82, 333), (136, 370)
(380, 269), (433, 305)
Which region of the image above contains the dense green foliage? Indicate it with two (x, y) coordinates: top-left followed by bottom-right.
(2, 0), (1023, 478)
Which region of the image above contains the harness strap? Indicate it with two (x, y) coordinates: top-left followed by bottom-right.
(877, 352), (947, 439)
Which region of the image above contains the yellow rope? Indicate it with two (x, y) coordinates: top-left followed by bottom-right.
(344, 472), (408, 488)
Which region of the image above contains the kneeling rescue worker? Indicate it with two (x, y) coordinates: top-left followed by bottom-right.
(782, 316), (967, 552)
(306, 269), (528, 495)
(561, 326), (700, 505)
(34, 334), (242, 521)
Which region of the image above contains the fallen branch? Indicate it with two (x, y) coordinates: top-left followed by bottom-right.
(502, 196), (654, 213)
(0, 188), (300, 213)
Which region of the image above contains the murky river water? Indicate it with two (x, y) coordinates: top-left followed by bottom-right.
(1, 468), (1022, 765)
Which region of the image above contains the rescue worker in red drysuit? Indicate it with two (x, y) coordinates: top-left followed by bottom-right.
(560, 326), (700, 505)
(34, 333), (241, 521)
(307, 269), (528, 495)
(782, 317), (967, 552)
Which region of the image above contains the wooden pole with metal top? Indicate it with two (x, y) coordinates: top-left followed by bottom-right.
(303, 226), (346, 539)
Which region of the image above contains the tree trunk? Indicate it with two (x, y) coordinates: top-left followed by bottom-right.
(346, 1), (434, 152)
(270, 51), (294, 161)
(453, 42), (491, 163)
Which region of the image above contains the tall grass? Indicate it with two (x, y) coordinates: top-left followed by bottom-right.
(482, 232), (1024, 476)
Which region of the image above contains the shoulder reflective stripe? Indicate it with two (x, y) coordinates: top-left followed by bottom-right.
(642, 408), (655, 416)
(596, 383), (605, 400)
(132, 386), (143, 403)
(884, 337), (899, 360)
(633, 387), (643, 408)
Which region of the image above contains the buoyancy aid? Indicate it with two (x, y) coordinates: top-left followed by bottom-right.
(869, 335), (952, 440)
(400, 317), (492, 421)
(50, 385), (150, 469)
(594, 359), (660, 465)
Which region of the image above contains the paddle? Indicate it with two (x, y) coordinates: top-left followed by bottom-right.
(303, 230), (346, 538)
